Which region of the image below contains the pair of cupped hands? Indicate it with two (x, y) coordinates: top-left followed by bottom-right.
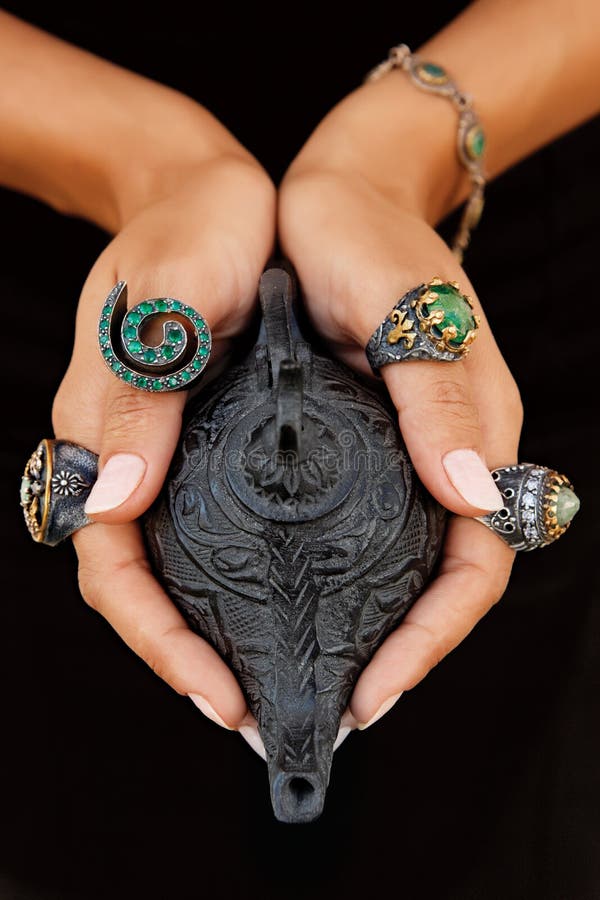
(52, 74), (521, 757)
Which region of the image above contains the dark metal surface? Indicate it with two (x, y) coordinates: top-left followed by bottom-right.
(144, 265), (446, 823)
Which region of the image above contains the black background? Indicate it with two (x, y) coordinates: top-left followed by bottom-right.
(1, 4), (599, 899)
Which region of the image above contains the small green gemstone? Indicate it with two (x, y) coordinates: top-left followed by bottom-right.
(466, 125), (486, 160)
(99, 334), (110, 345)
(162, 345), (175, 360)
(102, 348), (113, 359)
(180, 371), (191, 383)
(192, 358), (202, 370)
(100, 317), (110, 329)
(171, 300), (182, 311)
(103, 305), (112, 316)
(123, 325), (137, 340)
(198, 346), (209, 357)
(556, 486), (580, 527)
(123, 370), (133, 383)
(155, 299), (169, 312)
(143, 349), (157, 363)
(139, 301), (154, 315)
(136, 376), (149, 389)
(128, 340), (142, 353)
(421, 61), (447, 80)
(152, 379), (163, 391)
(200, 330), (209, 342)
(424, 282), (477, 347)
(127, 312), (142, 326)
(168, 376), (179, 388)
(184, 306), (194, 316)
(20, 476), (31, 506)
(167, 328), (182, 343)
(111, 361), (121, 372)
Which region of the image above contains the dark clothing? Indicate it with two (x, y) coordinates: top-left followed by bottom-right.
(1, 4), (599, 898)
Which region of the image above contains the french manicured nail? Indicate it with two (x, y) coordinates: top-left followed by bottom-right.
(239, 724), (267, 760)
(333, 726), (352, 751)
(84, 453), (146, 514)
(442, 448), (503, 511)
(357, 692), (403, 731)
(188, 693), (233, 730)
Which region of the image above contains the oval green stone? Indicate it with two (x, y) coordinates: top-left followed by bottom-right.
(99, 334), (109, 345)
(100, 317), (110, 329)
(136, 377), (148, 389)
(128, 340), (142, 353)
(103, 305), (112, 316)
(127, 312), (142, 325)
(422, 62), (447, 79)
(155, 299), (169, 312)
(180, 371), (191, 383)
(123, 325), (137, 340)
(167, 328), (182, 343)
(123, 371), (133, 383)
(143, 349), (157, 363)
(102, 348), (113, 359)
(111, 361), (121, 372)
(467, 126), (486, 160)
(139, 302), (154, 315)
(198, 347), (209, 357)
(168, 376), (179, 388)
(556, 486), (580, 527)
(152, 379), (163, 391)
(20, 476), (31, 506)
(162, 345), (175, 360)
(192, 358), (202, 370)
(424, 283), (477, 347)
(200, 331), (209, 342)
(184, 306), (194, 316)
(171, 301), (182, 311)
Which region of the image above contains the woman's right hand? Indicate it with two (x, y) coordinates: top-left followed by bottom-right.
(52, 148), (275, 755)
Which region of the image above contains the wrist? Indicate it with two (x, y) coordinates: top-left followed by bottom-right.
(285, 74), (472, 225)
(55, 83), (257, 233)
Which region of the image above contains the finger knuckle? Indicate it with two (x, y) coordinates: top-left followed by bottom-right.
(77, 563), (101, 612)
(103, 392), (158, 442)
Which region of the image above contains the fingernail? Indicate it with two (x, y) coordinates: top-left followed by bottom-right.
(357, 692), (403, 731)
(84, 453), (146, 514)
(238, 724), (267, 760)
(188, 693), (234, 730)
(333, 726), (352, 751)
(442, 449), (503, 511)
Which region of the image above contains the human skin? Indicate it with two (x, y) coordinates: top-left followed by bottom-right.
(2, 2), (599, 756)
(279, 0), (600, 735)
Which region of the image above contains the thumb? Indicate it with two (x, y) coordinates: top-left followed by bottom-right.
(84, 383), (186, 522)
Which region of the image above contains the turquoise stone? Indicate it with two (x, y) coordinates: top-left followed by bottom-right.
(128, 340), (142, 353)
(155, 299), (169, 312)
(102, 305), (112, 316)
(424, 283), (477, 347)
(556, 487), (580, 527)
(99, 334), (109, 345)
(467, 125), (486, 159)
(421, 62), (447, 80)
(127, 312), (142, 326)
(123, 325), (137, 340)
(100, 317), (110, 329)
(171, 301), (182, 311)
(143, 349), (157, 363)
(102, 348), (113, 359)
(139, 301), (154, 315)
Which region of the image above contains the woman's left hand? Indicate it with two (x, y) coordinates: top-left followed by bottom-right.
(278, 80), (523, 734)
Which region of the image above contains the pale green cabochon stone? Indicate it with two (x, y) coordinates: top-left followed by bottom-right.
(556, 486), (580, 527)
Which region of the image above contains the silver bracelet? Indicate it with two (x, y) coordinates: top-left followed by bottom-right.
(366, 44), (486, 263)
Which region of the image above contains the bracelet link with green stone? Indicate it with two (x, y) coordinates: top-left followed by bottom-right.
(366, 43), (486, 263)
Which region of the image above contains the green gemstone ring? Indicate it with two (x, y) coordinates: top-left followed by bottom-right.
(365, 278), (480, 372)
(98, 281), (212, 392)
(477, 464), (580, 551)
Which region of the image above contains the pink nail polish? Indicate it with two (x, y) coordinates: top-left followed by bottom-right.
(84, 453), (146, 514)
(442, 449), (504, 511)
(357, 692), (403, 731)
(188, 693), (233, 730)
